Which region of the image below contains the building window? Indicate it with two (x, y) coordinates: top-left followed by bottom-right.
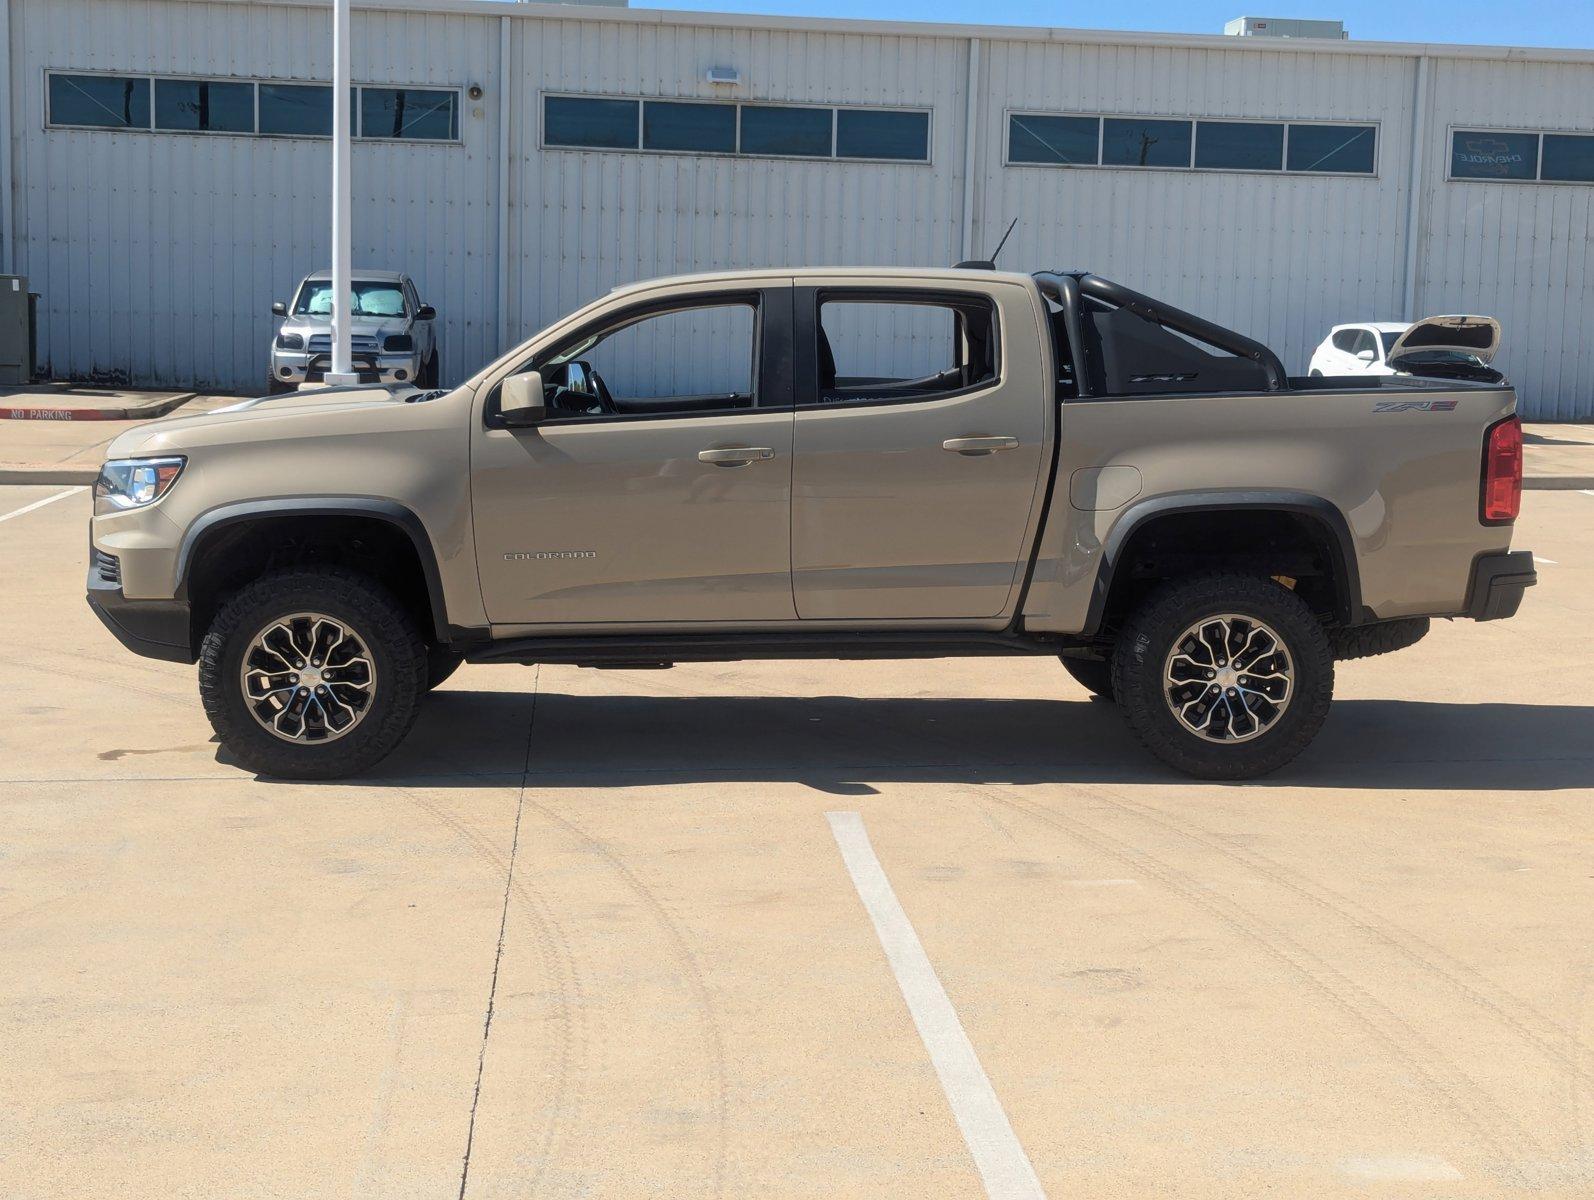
(1448, 128), (1594, 184)
(361, 88), (458, 141)
(1540, 134), (1594, 183)
(643, 100), (736, 153)
(48, 73), (150, 130)
(1103, 117), (1193, 168)
(47, 73), (460, 144)
(545, 95), (639, 149)
(1008, 111), (1376, 176)
(1008, 114), (1098, 165)
(258, 83), (332, 137)
(544, 94), (930, 164)
(1287, 123), (1375, 173)
(1195, 120), (1283, 171)
(739, 105), (833, 158)
(835, 108), (929, 161)
(154, 79), (254, 134)
(1451, 130), (1538, 180)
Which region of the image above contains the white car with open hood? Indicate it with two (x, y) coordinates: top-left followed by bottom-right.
(1307, 315), (1502, 383)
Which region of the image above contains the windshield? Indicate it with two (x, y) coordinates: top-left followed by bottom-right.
(293, 281), (408, 318)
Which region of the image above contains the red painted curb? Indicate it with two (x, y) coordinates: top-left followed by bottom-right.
(0, 393), (197, 422)
(3, 407), (134, 421)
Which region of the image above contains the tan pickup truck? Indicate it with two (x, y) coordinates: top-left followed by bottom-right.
(86, 267), (1534, 780)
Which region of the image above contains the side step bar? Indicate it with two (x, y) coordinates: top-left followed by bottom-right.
(464, 629), (1063, 668)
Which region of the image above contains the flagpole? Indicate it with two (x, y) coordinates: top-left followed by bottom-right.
(326, 0), (357, 385)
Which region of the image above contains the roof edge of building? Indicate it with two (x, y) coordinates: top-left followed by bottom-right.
(155, 0), (1594, 69)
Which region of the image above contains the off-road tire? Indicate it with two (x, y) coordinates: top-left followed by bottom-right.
(1060, 655), (1115, 700)
(1329, 617), (1429, 661)
(426, 646), (464, 691)
(421, 353), (439, 388)
(267, 376), (294, 394)
(1112, 572), (1334, 780)
(198, 567), (427, 779)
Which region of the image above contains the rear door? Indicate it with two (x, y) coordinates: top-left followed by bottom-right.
(790, 279), (1049, 620)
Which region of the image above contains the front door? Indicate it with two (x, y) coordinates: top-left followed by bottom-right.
(472, 288), (797, 626)
(790, 282), (1048, 620)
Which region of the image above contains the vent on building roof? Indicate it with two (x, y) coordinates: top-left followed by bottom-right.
(1223, 16), (1348, 39)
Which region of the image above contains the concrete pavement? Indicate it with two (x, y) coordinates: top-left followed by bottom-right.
(0, 484), (1591, 1198)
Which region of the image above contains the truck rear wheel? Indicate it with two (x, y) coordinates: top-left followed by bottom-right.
(198, 567), (427, 779)
(1112, 573), (1333, 780)
(1329, 617), (1429, 661)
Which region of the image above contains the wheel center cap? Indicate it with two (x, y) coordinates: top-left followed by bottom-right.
(301, 666), (326, 688)
(1215, 665), (1240, 689)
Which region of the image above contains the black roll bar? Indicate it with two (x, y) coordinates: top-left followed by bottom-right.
(1032, 271), (1290, 394)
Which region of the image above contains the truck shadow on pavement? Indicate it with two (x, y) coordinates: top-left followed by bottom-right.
(308, 690), (1594, 792)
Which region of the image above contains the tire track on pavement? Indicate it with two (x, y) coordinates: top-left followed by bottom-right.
(518, 792), (731, 1200)
(395, 672), (592, 1200)
(982, 783), (1546, 1187)
(1083, 782), (1594, 1128)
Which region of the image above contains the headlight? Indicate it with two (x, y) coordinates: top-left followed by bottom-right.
(384, 333), (414, 352)
(276, 332), (304, 350)
(94, 457), (186, 510)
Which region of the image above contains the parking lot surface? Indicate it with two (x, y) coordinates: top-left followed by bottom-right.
(2, 483), (1591, 1199)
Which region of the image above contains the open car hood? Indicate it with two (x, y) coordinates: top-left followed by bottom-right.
(1387, 314), (1500, 366)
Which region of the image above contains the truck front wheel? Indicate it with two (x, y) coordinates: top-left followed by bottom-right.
(1060, 655), (1115, 700)
(198, 567), (428, 779)
(1112, 573), (1334, 779)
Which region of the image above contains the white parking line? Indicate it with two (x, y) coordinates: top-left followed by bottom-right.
(1534, 556), (1558, 565)
(0, 487), (86, 524)
(827, 811), (1047, 1200)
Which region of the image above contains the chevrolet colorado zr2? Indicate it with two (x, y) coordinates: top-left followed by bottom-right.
(86, 267), (1535, 780)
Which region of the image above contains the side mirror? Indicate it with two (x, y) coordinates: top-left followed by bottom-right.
(500, 371), (546, 427)
(271, 301), (287, 317)
(1356, 348), (1376, 363)
(416, 305), (437, 321)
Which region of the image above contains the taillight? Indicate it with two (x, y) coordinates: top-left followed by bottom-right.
(1481, 415), (1522, 525)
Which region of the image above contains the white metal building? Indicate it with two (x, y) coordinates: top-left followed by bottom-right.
(4, 0), (1594, 418)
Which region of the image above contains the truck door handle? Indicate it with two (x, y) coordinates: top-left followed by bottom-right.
(698, 446), (775, 467)
(942, 436), (1019, 455)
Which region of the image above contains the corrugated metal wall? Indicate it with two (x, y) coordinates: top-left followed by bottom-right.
(9, 0), (501, 390)
(976, 41), (1417, 380)
(1419, 57), (1594, 420)
(6, 0), (1594, 418)
(504, 16), (969, 341)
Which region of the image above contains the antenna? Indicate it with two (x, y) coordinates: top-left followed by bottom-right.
(953, 218), (1018, 271)
(988, 217), (1018, 265)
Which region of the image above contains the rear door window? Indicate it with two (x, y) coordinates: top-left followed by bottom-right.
(813, 294), (998, 406)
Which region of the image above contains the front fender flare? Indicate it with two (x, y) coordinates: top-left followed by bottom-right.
(174, 496), (450, 643)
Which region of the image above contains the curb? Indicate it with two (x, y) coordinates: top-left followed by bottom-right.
(1, 392), (197, 422)
(0, 466), (100, 485)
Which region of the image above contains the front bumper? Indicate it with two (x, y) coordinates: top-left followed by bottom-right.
(87, 556), (194, 663)
(270, 350), (421, 387)
(1465, 550), (1537, 621)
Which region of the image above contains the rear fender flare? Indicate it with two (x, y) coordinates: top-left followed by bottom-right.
(1080, 490), (1362, 635)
